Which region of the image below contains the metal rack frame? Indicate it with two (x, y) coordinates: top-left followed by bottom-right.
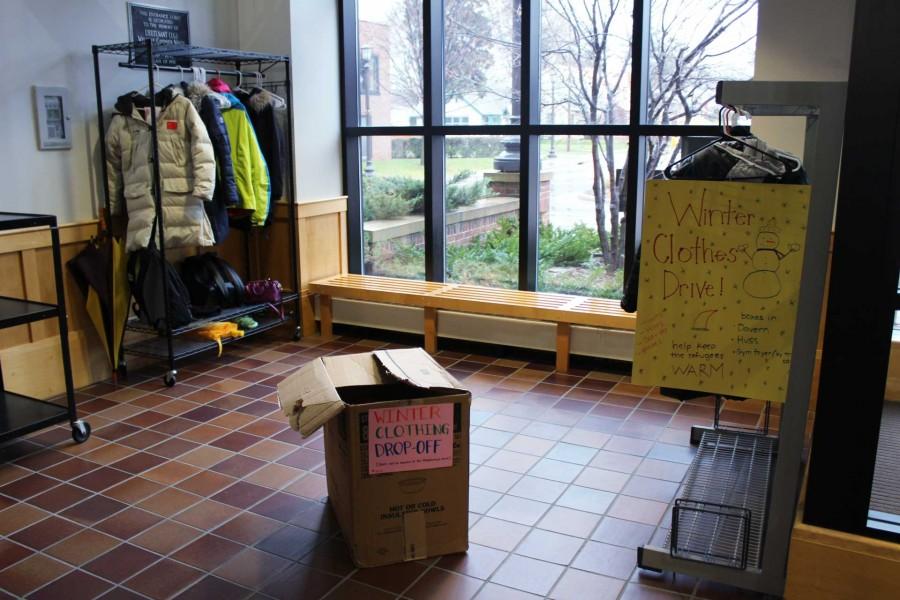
(0, 213), (90, 445)
(637, 81), (847, 595)
(91, 40), (302, 387)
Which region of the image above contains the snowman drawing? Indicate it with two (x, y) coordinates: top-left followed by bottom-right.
(737, 219), (800, 299)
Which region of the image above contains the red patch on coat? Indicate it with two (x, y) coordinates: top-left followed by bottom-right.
(166, 121), (178, 130)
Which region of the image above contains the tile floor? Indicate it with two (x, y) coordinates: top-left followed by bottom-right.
(0, 332), (777, 599)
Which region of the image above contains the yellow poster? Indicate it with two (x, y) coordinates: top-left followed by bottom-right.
(632, 180), (811, 403)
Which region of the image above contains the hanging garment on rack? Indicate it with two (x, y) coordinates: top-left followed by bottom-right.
(235, 88), (285, 220)
(106, 87), (216, 252)
(207, 80), (271, 226)
(665, 137), (807, 184)
(183, 82), (240, 245)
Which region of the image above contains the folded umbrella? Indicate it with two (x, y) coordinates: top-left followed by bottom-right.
(67, 232), (130, 368)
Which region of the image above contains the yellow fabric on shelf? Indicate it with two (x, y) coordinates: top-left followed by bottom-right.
(194, 322), (245, 357)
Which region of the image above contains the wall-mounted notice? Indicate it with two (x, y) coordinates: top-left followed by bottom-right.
(127, 2), (190, 66)
(368, 404), (453, 474)
(632, 180), (811, 403)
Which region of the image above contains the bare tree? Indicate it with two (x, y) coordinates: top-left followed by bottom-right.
(543, 0), (757, 272)
(645, 0), (757, 176)
(543, 0), (632, 271)
(390, 0), (497, 116)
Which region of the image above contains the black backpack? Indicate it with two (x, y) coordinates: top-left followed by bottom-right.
(180, 253), (245, 313)
(127, 223), (194, 333)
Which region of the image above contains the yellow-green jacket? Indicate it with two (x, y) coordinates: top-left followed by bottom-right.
(220, 93), (270, 225)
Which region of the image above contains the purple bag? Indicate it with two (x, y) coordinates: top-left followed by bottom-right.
(245, 279), (282, 304)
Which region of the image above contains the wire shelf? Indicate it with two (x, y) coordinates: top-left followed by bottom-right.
(123, 312), (289, 361)
(94, 41), (288, 65)
(125, 292), (298, 336)
(668, 430), (777, 570)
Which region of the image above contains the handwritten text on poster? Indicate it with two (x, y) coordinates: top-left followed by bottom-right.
(632, 180), (811, 403)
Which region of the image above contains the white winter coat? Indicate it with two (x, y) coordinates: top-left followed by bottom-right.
(106, 87), (216, 251)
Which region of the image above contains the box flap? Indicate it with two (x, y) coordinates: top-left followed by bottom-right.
(277, 358), (345, 437)
(322, 353), (384, 388)
(374, 348), (465, 390)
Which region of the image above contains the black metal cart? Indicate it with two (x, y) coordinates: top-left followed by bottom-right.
(0, 212), (90, 445)
(91, 40), (302, 387)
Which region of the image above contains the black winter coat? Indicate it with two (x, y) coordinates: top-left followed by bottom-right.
(236, 89), (285, 222)
(182, 83), (240, 244)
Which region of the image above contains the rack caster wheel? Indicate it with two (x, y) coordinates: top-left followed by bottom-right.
(293, 327), (301, 341)
(71, 420), (91, 444)
(163, 370), (177, 387)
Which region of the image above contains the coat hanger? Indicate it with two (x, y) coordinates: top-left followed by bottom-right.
(136, 64), (162, 96)
(233, 70), (247, 93)
(664, 105), (797, 179)
(253, 71), (287, 108)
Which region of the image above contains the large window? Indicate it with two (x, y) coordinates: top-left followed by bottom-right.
(341, 0), (758, 296)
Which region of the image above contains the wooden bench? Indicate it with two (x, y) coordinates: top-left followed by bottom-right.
(309, 274), (636, 373)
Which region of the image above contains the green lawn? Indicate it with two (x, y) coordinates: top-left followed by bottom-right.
(372, 157), (495, 180)
(371, 137), (628, 180)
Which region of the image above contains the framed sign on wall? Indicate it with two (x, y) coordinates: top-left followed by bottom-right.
(33, 86), (71, 150)
(127, 2), (190, 66)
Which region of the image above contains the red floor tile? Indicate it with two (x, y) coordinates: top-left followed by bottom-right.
(0, 554), (70, 597)
(173, 575), (248, 600)
(352, 560), (429, 593)
(171, 534), (244, 571)
(44, 529), (120, 566)
(26, 568), (112, 600)
(123, 558), (203, 599)
(259, 563), (341, 600)
(27, 484), (92, 513)
(83, 544), (159, 583)
(0, 474), (58, 500)
(9, 516), (82, 550)
(0, 540), (32, 571)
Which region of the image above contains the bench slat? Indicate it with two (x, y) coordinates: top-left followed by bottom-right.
(309, 274), (636, 329)
(309, 274), (636, 374)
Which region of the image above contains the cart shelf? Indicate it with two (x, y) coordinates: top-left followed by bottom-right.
(0, 392), (70, 444)
(0, 296), (60, 329)
(0, 212), (58, 231)
(0, 212), (90, 445)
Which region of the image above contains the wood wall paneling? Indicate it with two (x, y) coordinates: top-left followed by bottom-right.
(786, 522), (900, 599)
(0, 221), (107, 399)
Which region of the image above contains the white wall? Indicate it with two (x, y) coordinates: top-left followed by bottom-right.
(752, 0), (855, 156)
(288, 0), (343, 202)
(0, 0), (238, 224)
(235, 0), (343, 203)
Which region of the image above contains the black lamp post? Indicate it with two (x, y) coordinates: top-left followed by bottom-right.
(494, 0), (522, 173)
(360, 45), (375, 177)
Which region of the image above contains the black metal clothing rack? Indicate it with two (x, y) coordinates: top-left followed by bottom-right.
(0, 213), (90, 445)
(92, 40), (301, 387)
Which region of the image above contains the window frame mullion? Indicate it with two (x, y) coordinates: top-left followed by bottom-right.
(519, 0), (540, 291)
(424, 0), (446, 282)
(625, 0), (652, 280)
(339, 0), (364, 274)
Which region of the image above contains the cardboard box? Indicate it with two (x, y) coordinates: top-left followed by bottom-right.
(277, 348), (471, 567)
